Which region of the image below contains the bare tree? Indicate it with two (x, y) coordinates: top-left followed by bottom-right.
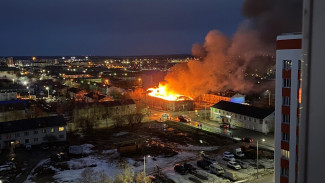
(134, 113), (145, 124)
(112, 115), (125, 128)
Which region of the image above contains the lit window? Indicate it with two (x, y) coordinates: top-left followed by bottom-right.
(281, 149), (290, 159)
(51, 128), (54, 133)
(42, 129), (46, 133)
(59, 127), (64, 131)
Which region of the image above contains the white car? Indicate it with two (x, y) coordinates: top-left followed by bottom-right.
(209, 163), (224, 175)
(223, 151), (234, 157)
(227, 161), (241, 170)
(223, 155), (236, 162)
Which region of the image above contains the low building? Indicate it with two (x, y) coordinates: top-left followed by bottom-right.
(0, 91), (17, 101)
(84, 92), (113, 103)
(0, 115), (67, 150)
(0, 100), (26, 122)
(68, 87), (87, 101)
(210, 101), (274, 134)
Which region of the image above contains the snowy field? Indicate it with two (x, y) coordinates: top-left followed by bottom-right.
(24, 142), (273, 183)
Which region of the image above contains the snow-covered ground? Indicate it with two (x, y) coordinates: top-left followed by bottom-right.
(25, 143), (273, 183)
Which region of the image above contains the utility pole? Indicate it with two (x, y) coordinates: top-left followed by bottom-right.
(257, 140), (259, 179)
(144, 156), (146, 183)
(204, 103), (207, 121)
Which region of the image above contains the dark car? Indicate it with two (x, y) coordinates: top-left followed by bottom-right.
(178, 115), (191, 123)
(184, 163), (197, 174)
(220, 124), (229, 129)
(242, 137), (253, 143)
(197, 160), (211, 170)
(174, 164), (187, 175)
(235, 159), (248, 169)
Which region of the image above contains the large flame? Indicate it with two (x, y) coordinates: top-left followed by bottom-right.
(147, 83), (192, 101)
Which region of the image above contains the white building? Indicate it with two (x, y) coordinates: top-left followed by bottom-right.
(274, 33), (302, 183)
(0, 115), (67, 150)
(210, 101), (274, 134)
(0, 91), (17, 101)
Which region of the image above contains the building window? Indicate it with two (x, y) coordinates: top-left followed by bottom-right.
(42, 129), (46, 133)
(34, 130), (38, 134)
(6, 134), (12, 139)
(282, 114), (290, 124)
(25, 139), (29, 143)
(15, 133), (20, 137)
(59, 134), (64, 139)
(298, 60), (301, 70)
(51, 128), (55, 133)
(283, 96), (290, 106)
(24, 131), (29, 136)
(283, 78), (291, 88)
(281, 149), (290, 159)
(281, 167), (289, 177)
(59, 127), (64, 132)
(282, 132), (290, 142)
(244, 116), (246, 120)
(34, 138), (38, 142)
(283, 60), (292, 70)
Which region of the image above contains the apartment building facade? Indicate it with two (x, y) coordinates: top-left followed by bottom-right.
(275, 34), (302, 183)
(0, 115), (67, 150)
(210, 101), (274, 134)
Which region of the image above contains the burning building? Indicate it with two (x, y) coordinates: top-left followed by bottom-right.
(145, 83), (194, 111)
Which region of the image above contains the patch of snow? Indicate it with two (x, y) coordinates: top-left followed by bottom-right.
(24, 158), (50, 183)
(102, 149), (117, 154)
(113, 132), (129, 137)
(81, 144), (94, 154)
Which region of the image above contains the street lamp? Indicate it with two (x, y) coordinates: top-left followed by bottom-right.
(45, 87), (49, 98)
(257, 138), (265, 179)
(265, 90), (271, 106)
(144, 155), (150, 183)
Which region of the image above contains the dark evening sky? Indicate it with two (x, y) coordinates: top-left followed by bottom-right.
(0, 0), (244, 56)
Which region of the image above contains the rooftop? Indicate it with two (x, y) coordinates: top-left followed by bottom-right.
(211, 101), (274, 119)
(0, 115), (66, 134)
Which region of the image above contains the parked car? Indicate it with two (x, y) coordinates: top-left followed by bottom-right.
(220, 124), (229, 129)
(174, 164), (187, 175)
(203, 155), (218, 164)
(25, 144), (32, 150)
(178, 115), (191, 123)
(41, 143), (50, 150)
(235, 159), (248, 169)
(232, 148), (245, 158)
(184, 163), (197, 174)
(197, 160), (211, 170)
(224, 171), (238, 181)
(209, 163), (224, 175)
(223, 155), (236, 162)
(242, 137), (253, 143)
(223, 151), (234, 157)
(227, 161), (241, 170)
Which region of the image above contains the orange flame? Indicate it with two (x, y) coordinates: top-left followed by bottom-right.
(147, 83), (192, 101)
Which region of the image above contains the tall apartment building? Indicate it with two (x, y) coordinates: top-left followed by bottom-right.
(275, 34), (302, 183)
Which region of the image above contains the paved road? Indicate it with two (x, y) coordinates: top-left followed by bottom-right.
(247, 173), (274, 183)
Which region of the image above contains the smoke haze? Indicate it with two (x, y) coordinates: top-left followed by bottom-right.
(164, 0), (302, 97)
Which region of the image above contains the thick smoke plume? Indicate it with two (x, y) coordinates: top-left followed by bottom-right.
(164, 0), (302, 97)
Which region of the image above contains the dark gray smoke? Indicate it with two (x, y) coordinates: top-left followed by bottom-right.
(164, 0), (302, 97)
(242, 0), (302, 44)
